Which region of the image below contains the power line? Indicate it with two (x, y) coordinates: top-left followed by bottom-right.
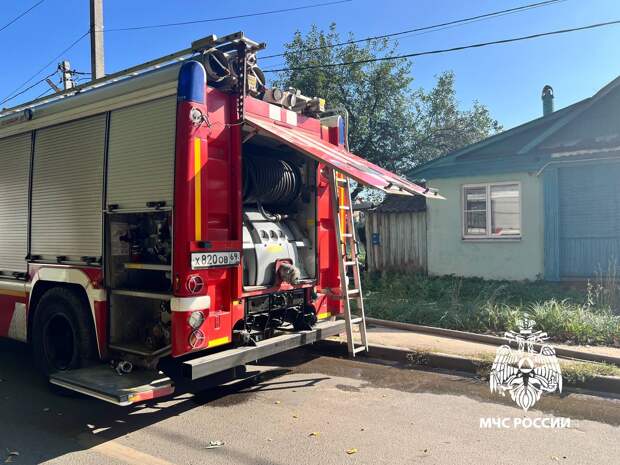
(259, 0), (566, 59)
(0, 0), (46, 34)
(104, 0), (352, 32)
(393, 1), (567, 42)
(33, 84), (57, 100)
(1, 30), (89, 106)
(1, 71), (57, 106)
(263, 18), (620, 73)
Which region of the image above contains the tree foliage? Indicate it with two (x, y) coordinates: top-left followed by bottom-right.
(271, 24), (502, 179)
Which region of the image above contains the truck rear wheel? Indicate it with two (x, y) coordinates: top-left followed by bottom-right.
(32, 287), (97, 376)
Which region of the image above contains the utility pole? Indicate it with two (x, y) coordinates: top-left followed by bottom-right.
(59, 61), (75, 90)
(90, 0), (105, 79)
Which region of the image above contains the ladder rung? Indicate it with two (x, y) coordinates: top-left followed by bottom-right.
(331, 168), (366, 359)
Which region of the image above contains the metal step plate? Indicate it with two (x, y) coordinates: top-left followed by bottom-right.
(50, 365), (174, 406)
(183, 319), (346, 380)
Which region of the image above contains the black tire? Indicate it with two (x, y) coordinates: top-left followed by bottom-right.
(32, 287), (97, 377)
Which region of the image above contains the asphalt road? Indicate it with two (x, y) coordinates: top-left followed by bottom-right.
(1, 339), (620, 465)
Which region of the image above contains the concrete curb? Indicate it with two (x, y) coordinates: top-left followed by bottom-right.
(575, 375), (620, 394)
(317, 340), (483, 375)
(315, 340), (620, 396)
(362, 342), (481, 374)
(366, 317), (620, 367)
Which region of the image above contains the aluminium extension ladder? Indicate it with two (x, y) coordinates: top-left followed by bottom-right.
(328, 169), (369, 357)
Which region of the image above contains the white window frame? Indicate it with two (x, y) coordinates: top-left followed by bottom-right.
(462, 182), (522, 240)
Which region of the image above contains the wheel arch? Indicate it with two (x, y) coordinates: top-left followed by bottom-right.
(27, 267), (106, 359)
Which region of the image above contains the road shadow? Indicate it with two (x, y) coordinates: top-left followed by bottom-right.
(3, 337), (620, 464)
(302, 341), (620, 427)
(0, 338), (329, 465)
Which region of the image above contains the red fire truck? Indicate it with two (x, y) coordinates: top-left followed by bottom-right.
(0, 33), (439, 404)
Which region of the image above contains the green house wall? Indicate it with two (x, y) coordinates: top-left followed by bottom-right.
(426, 172), (544, 281)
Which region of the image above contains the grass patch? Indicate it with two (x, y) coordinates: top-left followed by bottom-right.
(363, 272), (620, 346)
(405, 351), (620, 382)
(561, 361), (620, 384)
(467, 353), (620, 383)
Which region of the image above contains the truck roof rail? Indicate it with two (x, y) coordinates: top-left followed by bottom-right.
(0, 31), (265, 118)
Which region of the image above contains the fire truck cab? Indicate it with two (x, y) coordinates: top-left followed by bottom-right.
(0, 33), (438, 405)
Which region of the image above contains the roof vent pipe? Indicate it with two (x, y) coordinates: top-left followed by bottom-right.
(542, 85), (554, 116)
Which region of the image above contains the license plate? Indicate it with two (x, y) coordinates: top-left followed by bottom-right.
(191, 251), (241, 269)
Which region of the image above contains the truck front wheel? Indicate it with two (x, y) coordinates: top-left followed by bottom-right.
(32, 287), (97, 376)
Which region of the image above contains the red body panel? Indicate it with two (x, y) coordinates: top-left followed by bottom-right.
(316, 163), (343, 316)
(170, 86), (350, 357)
(94, 300), (108, 359)
(171, 87), (242, 357)
(0, 295), (20, 336)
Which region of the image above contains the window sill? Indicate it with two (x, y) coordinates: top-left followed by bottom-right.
(462, 237), (522, 242)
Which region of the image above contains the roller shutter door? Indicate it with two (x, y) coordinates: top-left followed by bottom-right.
(31, 115), (106, 262)
(559, 163), (620, 277)
(0, 133), (31, 272)
(106, 96), (177, 211)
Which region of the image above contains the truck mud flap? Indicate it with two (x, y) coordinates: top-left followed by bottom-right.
(183, 319), (346, 380)
(49, 365), (174, 406)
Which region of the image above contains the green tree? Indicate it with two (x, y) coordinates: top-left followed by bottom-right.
(408, 72), (502, 169)
(270, 24), (501, 184)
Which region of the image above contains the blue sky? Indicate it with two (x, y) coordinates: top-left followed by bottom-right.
(1, 0), (620, 128)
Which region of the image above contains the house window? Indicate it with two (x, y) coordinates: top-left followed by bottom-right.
(463, 183), (521, 238)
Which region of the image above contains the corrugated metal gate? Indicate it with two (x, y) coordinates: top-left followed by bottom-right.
(0, 133), (31, 272)
(558, 163), (620, 277)
(31, 115), (106, 262)
(106, 96), (177, 211)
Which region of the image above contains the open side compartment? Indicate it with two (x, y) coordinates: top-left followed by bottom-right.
(105, 210), (173, 361)
(241, 135), (318, 290)
(233, 131), (320, 343)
